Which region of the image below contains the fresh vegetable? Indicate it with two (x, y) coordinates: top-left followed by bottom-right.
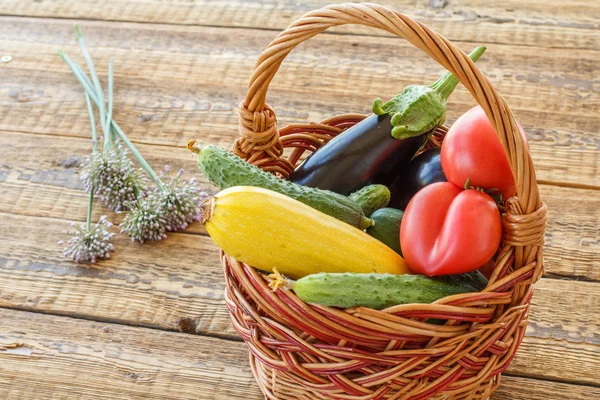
(441, 105), (528, 199)
(400, 182), (501, 276)
(456, 268), (490, 291)
(372, 47), (486, 140)
(478, 259), (496, 280)
(349, 184), (391, 217)
(289, 47), (486, 195)
(289, 113), (425, 195)
(202, 186), (409, 279)
(388, 147), (446, 210)
(366, 208), (403, 256)
(280, 271), (487, 310)
(191, 144), (373, 230)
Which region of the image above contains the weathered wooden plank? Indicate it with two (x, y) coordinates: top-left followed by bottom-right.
(0, 308), (598, 399)
(0, 0), (597, 50)
(0, 308), (261, 400)
(0, 212), (236, 337)
(512, 279), (600, 386)
(0, 18), (598, 187)
(0, 210), (599, 384)
(1, 130), (597, 280)
(493, 376), (600, 400)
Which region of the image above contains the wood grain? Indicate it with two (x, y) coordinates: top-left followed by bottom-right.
(0, 0), (598, 50)
(1, 308), (599, 400)
(0, 1), (598, 397)
(1, 130), (597, 280)
(0, 18), (598, 188)
(0, 308), (261, 400)
(0, 210), (599, 385)
(0, 212), (236, 338)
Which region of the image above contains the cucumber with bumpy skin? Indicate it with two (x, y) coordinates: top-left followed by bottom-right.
(444, 269), (489, 291)
(192, 144), (373, 230)
(349, 184), (391, 217)
(288, 271), (487, 310)
(367, 208), (403, 256)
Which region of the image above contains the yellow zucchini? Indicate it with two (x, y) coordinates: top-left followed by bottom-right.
(202, 186), (409, 279)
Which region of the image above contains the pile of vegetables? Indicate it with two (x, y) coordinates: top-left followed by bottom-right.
(190, 45), (524, 310)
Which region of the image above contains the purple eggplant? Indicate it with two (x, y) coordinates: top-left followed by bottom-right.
(388, 147), (447, 210)
(289, 46), (485, 196)
(289, 113), (427, 194)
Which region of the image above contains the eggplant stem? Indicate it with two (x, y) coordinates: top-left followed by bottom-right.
(430, 46), (486, 101)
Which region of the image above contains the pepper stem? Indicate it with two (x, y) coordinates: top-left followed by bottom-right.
(430, 46), (486, 101)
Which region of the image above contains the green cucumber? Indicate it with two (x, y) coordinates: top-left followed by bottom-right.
(292, 272), (487, 310)
(441, 270), (489, 292)
(349, 184), (391, 217)
(367, 208), (403, 256)
(195, 145), (373, 230)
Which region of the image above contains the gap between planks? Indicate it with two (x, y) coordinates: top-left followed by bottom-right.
(0, 307), (600, 400)
(0, 13), (590, 52)
(1, 127), (598, 192)
(1, 206), (598, 284)
(0, 0), (598, 52)
(1, 212), (598, 384)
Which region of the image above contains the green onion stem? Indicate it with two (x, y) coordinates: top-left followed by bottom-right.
(84, 92), (97, 233)
(58, 52), (98, 103)
(59, 29), (165, 191)
(84, 93), (97, 154)
(106, 58), (122, 155)
(106, 58), (114, 138)
(75, 25), (109, 138)
(111, 121), (166, 191)
(86, 191), (94, 232)
(58, 52), (114, 152)
(78, 60), (164, 189)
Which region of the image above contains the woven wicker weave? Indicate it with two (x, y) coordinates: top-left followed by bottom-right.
(222, 3), (547, 399)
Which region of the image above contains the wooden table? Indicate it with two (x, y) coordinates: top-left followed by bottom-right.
(0, 1), (598, 399)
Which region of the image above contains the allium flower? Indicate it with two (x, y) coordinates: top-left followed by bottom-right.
(80, 145), (146, 212)
(60, 215), (115, 263)
(157, 167), (210, 232)
(119, 195), (168, 243)
(61, 28), (210, 246)
(120, 167), (210, 242)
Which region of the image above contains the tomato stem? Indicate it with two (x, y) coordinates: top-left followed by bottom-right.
(464, 178), (501, 198)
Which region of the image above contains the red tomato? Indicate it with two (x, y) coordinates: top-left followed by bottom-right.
(478, 259), (496, 280)
(441, 106), (527, 199)
(400, 182), (502, 276)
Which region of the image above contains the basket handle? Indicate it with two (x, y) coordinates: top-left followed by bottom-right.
(235, 2), (541, 213)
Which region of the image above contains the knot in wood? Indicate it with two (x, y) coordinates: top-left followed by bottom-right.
(502, 198), (547, 247)
(233, 101), (283, 160)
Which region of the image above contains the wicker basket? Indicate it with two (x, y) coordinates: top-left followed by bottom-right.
(222, 3), (547, 399)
